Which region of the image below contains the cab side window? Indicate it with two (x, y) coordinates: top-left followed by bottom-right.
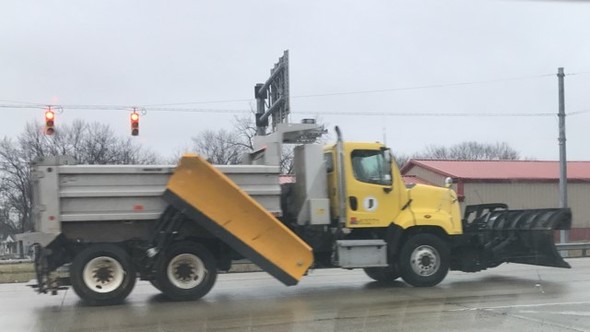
(351, 150), (392, 185)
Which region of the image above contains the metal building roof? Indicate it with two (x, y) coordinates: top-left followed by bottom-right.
(401, 160), (590, 182)
(401, 175), (434, 185)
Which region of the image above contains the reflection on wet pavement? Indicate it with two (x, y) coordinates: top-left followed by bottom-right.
(1, 258), (590, 331)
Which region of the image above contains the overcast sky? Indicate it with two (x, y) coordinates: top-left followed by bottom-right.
(1, 0), (589, 161)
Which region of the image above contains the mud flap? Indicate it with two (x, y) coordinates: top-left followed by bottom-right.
(464, 205), (572, 269)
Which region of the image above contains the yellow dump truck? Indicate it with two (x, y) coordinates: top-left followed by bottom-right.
(17, 121), (571, 305)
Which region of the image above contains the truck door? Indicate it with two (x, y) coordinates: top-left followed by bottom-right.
(345, 148), (401, 228)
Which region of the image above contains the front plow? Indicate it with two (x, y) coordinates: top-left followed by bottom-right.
(454, 204), (572, 272)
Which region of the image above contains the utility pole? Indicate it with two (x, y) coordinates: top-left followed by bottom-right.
(557, 67), (568, 243)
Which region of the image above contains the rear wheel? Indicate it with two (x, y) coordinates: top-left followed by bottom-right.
(399, 233), (449, 287)
(70, 244), (136, 305)
(363, 266), (399, 283)
(155, 241), (217, 301)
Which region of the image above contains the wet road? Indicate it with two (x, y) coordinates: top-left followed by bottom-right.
(1, 258), (590, 332)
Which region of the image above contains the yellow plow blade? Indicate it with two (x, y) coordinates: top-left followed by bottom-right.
(164, 154), (313, 286)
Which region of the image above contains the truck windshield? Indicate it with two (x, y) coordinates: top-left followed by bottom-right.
(351, 150), (392, 186)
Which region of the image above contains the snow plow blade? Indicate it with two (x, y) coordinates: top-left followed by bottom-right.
(464, 204), (572, 269)
(163, 154), (313, 286)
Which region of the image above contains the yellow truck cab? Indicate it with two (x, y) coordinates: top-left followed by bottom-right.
(324, 141), (462, 235)
(306, 128), (570, 287)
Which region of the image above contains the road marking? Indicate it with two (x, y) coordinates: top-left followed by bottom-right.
(508, 313), (587, 332)
(449, 300), (590, 311)
(518, 310), (590, 317)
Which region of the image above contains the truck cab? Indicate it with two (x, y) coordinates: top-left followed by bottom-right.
(324, 141), (462, 235)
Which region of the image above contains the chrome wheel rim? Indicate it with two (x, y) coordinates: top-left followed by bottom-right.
(410, 245), (440, 277)
(83, 256), (125, 293)
(167, 253), (206, 289)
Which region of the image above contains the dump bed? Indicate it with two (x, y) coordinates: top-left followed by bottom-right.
(30, 156), (282, 239)
(164, 154), (314, 286)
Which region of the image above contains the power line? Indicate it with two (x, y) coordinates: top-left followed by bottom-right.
(293, 111), (555, 117)
(0, 71), (586, 116)
(568, 109), (590, 116)
(0, 103), (250, 114)
(0, 103), (564, 117)
(38, 104), (131, 111)
(0, 104), (45, 109)
(566, 71), (590, 76)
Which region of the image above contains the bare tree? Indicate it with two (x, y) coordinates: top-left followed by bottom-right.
(393, 152), (411, 168)
(414, 141), (520, 160)
(189, 114), (331, 174)
(191, 129), (246, 165)
(232, 114), (256, 151)
(0, 120), (159, 232)
(189, 114), (294, 172)
(0, 137), (33, 232)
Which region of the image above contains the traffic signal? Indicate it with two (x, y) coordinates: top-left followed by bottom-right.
(45, 109), (55, 135)
(130, 111), (139, 136)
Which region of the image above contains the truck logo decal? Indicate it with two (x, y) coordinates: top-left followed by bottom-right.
(363, 197), (378, 212)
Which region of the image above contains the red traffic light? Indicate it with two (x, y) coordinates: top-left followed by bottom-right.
(130, 112), (139, 136)
(45, 110), (55, 121)
(45, 110), (55, 135)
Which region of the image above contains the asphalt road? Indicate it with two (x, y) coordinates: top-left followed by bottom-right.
(1, 258), (590, 332)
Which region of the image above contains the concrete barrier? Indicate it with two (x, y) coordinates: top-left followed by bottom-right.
(1, 244), (589, 284)
(0, 260), (261, 284)
(0, 261), (34, 283)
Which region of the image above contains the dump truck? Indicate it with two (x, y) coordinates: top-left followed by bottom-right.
(17, 121), (571, 305)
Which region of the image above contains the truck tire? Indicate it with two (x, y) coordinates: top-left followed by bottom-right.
(398, 233), (449, 287)
(155, 241), (217, 301)
(363, 266), (399, 283)
(70, 244), (136, 306)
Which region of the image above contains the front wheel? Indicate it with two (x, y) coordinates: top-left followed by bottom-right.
(155, 241), (217, 301)
(399, 233), (449, 287)
(70, 244), (136, 305)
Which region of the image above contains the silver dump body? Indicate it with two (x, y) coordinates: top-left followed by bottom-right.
(22, 156), (281, 246)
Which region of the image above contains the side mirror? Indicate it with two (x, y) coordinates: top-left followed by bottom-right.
(382, 149), (393, 186)
(383, 148), (392, 163)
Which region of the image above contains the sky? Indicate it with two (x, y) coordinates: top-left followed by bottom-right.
(1, 0), (589, 161)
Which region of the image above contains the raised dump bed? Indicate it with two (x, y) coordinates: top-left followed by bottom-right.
(164, 154), (314, 285)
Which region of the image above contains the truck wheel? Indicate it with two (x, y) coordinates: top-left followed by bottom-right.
(363, 266), (399, 283)
(70, 244), (136, 305)
(156, 241), (217, 301)
(399, 233), (449, 287)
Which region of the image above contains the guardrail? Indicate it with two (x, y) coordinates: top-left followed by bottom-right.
(556, 242), (590, 257)
(1, 244), (590, 283)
